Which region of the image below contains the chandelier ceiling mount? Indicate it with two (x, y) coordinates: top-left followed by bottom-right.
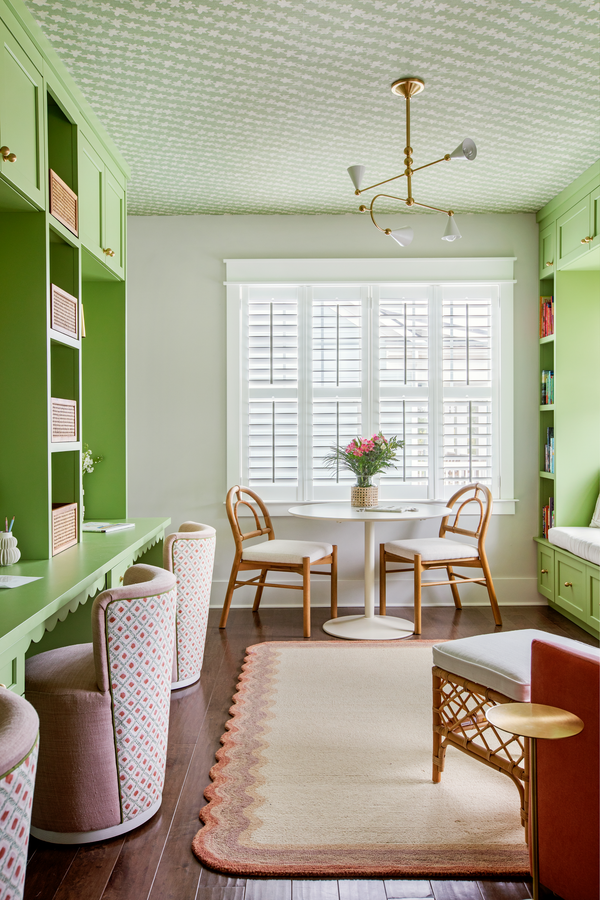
(348, 77), (477, 247)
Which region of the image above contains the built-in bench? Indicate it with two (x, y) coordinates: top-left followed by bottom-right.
(535, 526), (600, 638)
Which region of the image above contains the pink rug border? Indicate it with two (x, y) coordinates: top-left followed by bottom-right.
(192, 640), (529, 877)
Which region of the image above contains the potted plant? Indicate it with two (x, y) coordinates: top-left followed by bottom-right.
(323, 433), (403, 507)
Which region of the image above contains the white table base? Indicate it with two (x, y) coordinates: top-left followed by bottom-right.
(323, 519), (415, 641)
(322, 613), (414, 641)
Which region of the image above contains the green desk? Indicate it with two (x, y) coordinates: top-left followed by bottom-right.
(0, 517), (170, 694)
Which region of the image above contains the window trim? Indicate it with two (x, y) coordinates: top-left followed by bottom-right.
(226, 258), (516, 515)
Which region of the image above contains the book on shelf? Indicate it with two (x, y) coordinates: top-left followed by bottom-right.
(544, 426), (555, 473)
(541, 369), (554, 405)
(82, 522), (135, 533)
(540, 295), (554, 338)
(542, 497), (555, 539)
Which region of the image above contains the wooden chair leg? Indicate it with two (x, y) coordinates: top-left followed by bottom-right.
(446, 565), (462, 609)
(220, 556), (241, 628)
(252, 568), (267, 611)
(413, 554), (422, 635)
(480, 554), (502, 626)
(379, 544), (386, 616)
(330, 546), (338, 619)
(432, 671), (444, 783)
(302, 557), (311, 638)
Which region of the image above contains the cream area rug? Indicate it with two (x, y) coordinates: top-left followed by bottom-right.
(192, 641), (529, 877)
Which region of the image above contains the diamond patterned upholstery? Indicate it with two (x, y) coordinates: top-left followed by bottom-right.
(164, 523), (216, 690)
(25, 564), (177, 844)
(0, 690), (38, 900)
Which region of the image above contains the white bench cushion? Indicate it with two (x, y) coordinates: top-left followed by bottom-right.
(242, 539), (333, 565)
(433, 629), (600, 701)
(548, 526), (600, 567)
(384, 537), (478, 561)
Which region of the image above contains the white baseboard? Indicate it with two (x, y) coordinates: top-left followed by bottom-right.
(208, 576), (545, 608)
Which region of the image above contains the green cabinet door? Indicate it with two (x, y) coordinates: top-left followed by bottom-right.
(537, 543), (554, 600)
(0, 23), (44, 208)
(104, 166), (125, 278)
(78, 132), (103, 257)
(539, 223), (555, 280)
(556, 196), (591, 270)
(554, 550), (586, 618)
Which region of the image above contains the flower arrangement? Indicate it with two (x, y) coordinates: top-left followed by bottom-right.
(323, 432), (404, 486)
(82, 444), (103, 475)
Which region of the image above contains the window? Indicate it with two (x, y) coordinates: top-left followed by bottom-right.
(226, 258), (515, 512)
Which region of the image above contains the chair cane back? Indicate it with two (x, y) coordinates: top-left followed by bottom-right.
(379, 483), (502, 633)
(219, 485), (337, 638)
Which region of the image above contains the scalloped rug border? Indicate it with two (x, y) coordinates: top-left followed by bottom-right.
(192, 640), (529, 878)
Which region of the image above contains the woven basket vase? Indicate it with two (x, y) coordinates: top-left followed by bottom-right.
(350, 485), (379, 508)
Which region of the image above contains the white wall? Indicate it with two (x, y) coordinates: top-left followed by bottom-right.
(127, 212), (541, 609)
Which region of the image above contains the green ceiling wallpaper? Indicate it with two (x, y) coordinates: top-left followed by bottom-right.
(25, 0), (600, 216)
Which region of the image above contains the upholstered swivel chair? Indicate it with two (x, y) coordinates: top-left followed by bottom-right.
(164, 522), (216, 689)
(25, 564), (176, 844)
(220, 485), (337, 638)
(0, 688), (39, 900)
(379, 483), (502, 633)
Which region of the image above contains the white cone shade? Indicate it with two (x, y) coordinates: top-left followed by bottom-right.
(450, 138), (477, 161)
(441, 216), (462, 241)
(347, 165), (366, 190)
(389, 227), (414, 247)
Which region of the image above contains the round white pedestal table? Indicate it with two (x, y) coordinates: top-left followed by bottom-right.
(287, 502), (452, 641)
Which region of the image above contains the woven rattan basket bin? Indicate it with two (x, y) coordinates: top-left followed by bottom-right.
(51, 285), (78, 339)
(52, 503), (78, 556)
(51, 398), (77, 443)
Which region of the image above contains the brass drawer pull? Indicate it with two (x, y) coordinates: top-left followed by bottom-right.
(564, 581), (573, 587)
(0, 146), (17, 163)
(545, 261), (553, 267)
(540, 569), (548, 574)
(103, 248), (115, 257)
(580, 237), (592, 244)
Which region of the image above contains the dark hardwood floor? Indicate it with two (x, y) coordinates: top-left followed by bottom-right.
(24, 604), (597, 900)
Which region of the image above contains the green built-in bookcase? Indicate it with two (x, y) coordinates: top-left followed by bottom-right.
(535, 160), (600, 638)
(0, 0), (129, 560)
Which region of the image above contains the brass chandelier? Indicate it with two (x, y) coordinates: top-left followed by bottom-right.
(347, 77), (477, 247)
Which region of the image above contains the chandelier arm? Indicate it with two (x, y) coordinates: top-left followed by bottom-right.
(367, 192), (410, 233)
(411, 199), (453, 215)
(411, 155), (452, 174)
(356, 172), (407, 195)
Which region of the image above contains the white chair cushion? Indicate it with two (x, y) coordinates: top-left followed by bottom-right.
(384, 537), (478, 561)
(432, 629), (600, 702)
(242, 539), (333, 565)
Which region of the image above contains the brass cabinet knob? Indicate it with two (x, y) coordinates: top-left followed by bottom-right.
(103, 248), (115, 257)
(540, 569), (548, 574)
(580, 237), (593, 244)
(119, 575), (124, 583)
(0, 146), (17, 162)
(545, 261), (553, 267)
(564, 581), (573, 587)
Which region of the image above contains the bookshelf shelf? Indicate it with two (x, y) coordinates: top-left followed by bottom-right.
(535, 160), (600, 638)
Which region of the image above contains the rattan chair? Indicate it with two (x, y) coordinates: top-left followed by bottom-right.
(219, 485), (337, 638)
(379, 483), (502, 634)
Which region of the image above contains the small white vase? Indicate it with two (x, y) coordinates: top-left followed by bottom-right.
(0, 533), (21, 566)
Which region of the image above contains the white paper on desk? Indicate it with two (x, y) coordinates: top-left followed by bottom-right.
(0, 575), (42, 589)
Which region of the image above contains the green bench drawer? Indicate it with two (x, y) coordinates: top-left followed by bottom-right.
(554, 551), (586, 617)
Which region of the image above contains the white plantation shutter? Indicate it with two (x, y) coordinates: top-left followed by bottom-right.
(227, 259), (513, 509)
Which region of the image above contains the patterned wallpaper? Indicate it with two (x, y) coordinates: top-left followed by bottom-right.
(26, 0), (600, 216)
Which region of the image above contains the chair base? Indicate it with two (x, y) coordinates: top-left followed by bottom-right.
(30, 797), (162, 845)
(171, 672), (200, 690)
(433, 666), (528, 835)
